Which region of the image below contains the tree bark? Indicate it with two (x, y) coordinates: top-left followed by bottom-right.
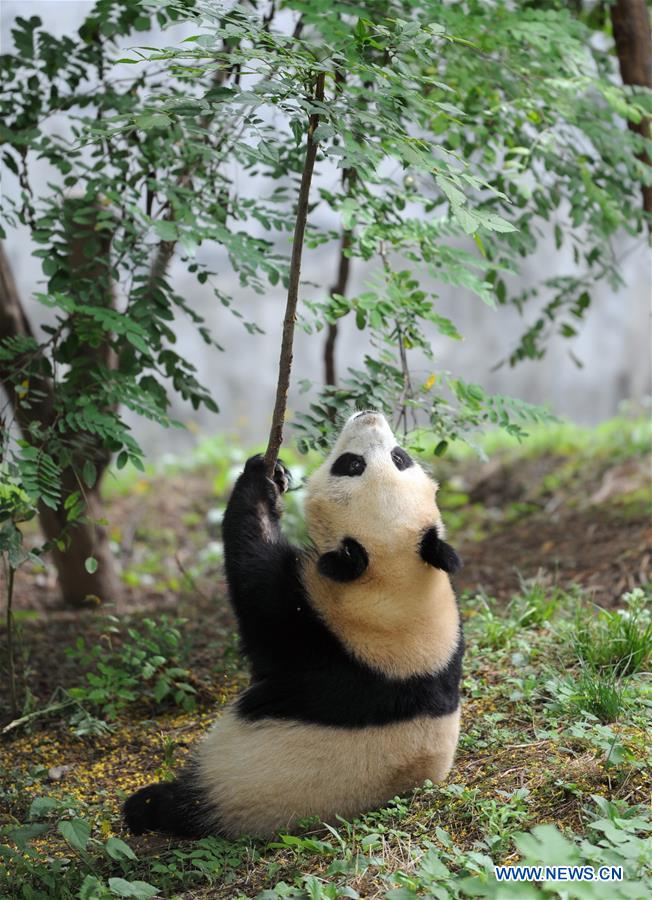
(264, 72), (326, 475)
(610, 0), (652, 228)
(324, 230), (352, 387)
(38, 471), (120, 607)
(0, 228), (120, 608)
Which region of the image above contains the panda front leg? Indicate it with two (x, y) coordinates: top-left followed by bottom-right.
(124, 456), (296, 839)
(221, 453), (310, 668)
(222, 453), (290, 556)
(317, 537), (369, 582)
(221, 454), (297, 619)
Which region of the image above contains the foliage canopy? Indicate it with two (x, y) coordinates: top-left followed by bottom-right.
(0, 0), (649, 531)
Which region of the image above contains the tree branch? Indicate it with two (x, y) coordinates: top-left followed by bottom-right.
(610, 0), (652, 229)
(324, 229), (352, 387)
(264, 71), (326, 475)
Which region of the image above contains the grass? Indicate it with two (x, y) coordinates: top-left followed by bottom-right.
(1, 581), (650, 899)
(570, 671), (629, 724)
(573, 589), (652, 677)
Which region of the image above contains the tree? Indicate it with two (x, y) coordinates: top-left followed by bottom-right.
(319, 0), (652, 385)
(1, 0), (649, 605)
(609, 0), (652, 225)
(0, 2), (246, 605)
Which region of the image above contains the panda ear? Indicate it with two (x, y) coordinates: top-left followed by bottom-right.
(419, 527), (462, 574)
(318, 537), (369, 583)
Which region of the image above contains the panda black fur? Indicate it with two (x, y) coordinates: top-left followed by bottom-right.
(123, 411), (464, 839)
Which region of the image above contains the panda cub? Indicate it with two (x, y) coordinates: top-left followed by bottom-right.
(124, 411), (463, 839)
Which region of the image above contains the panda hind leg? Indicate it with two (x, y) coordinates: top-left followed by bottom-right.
(123, 778), (215, 838)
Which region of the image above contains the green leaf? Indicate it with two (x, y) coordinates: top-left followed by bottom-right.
(153, 220), (177, 242)
(108, 877), (159, 898)
(105, 837), (138, 861)
(28, 796), (65, 820)
(135, 112), (171, 130)
(7, 823), (50, 849)
(82, 460), (97, 489)
(58, 818), (91, 851)
(42, 257), (59, 277)
(85, 557), (98, 574)
(126, 331), (151, 355)
(80, 875), (112, 899)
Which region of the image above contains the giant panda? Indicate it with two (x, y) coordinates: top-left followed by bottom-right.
(124, 411), (463, 839)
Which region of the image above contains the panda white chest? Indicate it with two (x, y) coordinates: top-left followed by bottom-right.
(303, 556), (460, 680)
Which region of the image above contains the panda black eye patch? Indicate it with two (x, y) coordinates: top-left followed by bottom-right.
(391, 446), (413, 471)
(331, 453), (366, 477)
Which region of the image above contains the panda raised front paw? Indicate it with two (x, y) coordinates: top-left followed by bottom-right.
(243, 454), (291, 495)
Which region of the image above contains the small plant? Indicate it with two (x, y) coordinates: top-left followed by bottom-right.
(467, 593), (518, 650)
(511, 579), (566, 628)
(0, 796), (157, 900)
(573, 588), (652, 676)
(441, 784), (531, 856)
(556, 670), (628, 724)
(66, 615), (196, 721)
(1, 481), (40, 719)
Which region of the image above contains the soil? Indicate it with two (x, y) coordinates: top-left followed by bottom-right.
(455, 507), (652, 606)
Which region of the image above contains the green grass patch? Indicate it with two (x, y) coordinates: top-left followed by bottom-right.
(2, 580), (651, 898)
(573, 589), (652, 676)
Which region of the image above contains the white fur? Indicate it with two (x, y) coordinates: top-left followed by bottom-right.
(197, 705), (460, 838)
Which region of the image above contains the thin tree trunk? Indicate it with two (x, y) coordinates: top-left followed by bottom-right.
(38, 473), (120, 607)
(324, 230), (352, 387)
(610, 0), (652, 228)
(5, 564), (17, 719)
(264, 72), (326, 475)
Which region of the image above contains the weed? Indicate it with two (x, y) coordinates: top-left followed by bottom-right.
(441, 784), (531, 856)
(66, 615), (196, 722)
(574, 671), (627, 723)
(548, 670), (628, 723)
(511, 579), (567, 627)
(466, 593), (518, 649)
(573, 588), (652, 676)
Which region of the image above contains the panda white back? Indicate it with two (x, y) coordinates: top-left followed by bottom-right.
(124, 412), (464, 839)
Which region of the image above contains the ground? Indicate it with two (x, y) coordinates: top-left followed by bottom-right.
(1, 417), (651, 899)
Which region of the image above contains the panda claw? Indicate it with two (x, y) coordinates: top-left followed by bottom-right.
(272, 460), (291, 495)
(243, 455), (291, 494)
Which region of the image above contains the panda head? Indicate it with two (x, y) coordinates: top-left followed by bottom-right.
(305, 411), (444, 559)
